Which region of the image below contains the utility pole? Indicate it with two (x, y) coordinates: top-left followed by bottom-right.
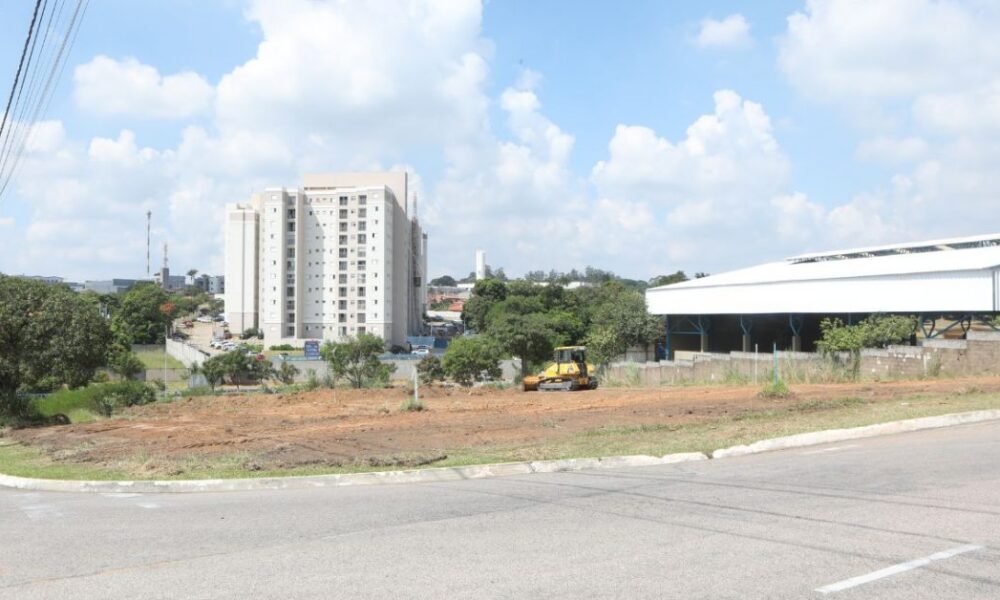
(146, 210), (151, 276)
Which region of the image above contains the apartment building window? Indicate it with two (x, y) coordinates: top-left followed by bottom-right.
(339, 196), (347, 206)
(286, 286), (294, 296)
(286, 325), (295, 336)
(357, 233), (366, 243)
(339, 274), (347, 283)
(286, 274), (295, 284)
(286, 300), (294, 310)
(338, 313), (346, 323)
(339, 222), (347, 232)
(338, 261), (347, 270)
(286, 247), (295, 258)
(339, 286), (347, 296)
(357, 326), (366, 334)
(357, 300), (366, 309)
(339, 209), (347, 219)
(287, 222), (295, 232)
(339, 235), (347, 245)
(287, 313), (295, 321)
(358, 195), (366, 205)
(286, 260), (293, 269)
(287, 209), (295, 219)
(358, 273), (366, 284)
(358, 222), (366, 231)
(357, 261), (366, 270)
(339, 326), (347, 336)
(339, 300), (347, 310)
(357, 287), (366, 297)
(339, 248), (347, 258)
(358, 208), (366, 218)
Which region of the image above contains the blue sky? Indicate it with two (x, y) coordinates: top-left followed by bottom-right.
(2, 0), (999, 282)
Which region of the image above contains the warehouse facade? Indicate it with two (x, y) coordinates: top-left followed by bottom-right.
(646, 234), (1000, 358)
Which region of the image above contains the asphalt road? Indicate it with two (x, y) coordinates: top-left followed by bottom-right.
(1, 421), (998, 599)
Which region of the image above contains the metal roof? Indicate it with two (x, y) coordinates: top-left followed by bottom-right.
(647, 234), (1000, 315)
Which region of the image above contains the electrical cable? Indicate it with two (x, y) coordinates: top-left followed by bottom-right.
(0, 0), (87, 202)
(0, 0), (44, 144)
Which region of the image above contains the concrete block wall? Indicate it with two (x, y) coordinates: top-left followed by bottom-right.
(604, 332), (1000, 386)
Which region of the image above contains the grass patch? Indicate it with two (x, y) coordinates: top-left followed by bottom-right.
(4, 388), (1000, 481)
(134, 348), (185, 370)
(759, 378), (791, 398)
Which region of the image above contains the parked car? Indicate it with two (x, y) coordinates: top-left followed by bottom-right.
(411, 348), (430, 356)
(196, 316), (213, 323)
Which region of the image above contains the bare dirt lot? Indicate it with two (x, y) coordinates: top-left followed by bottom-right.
(11, 376), (1000, 476)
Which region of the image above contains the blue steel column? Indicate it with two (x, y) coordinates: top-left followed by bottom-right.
(788, 314), (804, 352)
(739, 315), (752, 353)
(664, 316), (671, 361)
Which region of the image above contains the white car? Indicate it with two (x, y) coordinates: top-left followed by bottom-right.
(196, 316), (213, 323)
(411, 348), (430, 356)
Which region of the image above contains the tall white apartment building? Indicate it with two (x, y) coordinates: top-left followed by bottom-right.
(225, 172), (427, 348)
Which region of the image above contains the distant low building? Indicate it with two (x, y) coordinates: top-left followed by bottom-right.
(193, 274), (225, 295)
(84, 279), (148, 294)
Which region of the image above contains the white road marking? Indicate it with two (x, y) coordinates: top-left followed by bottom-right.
(801, 444), (859, 456)
(136, 502), (160, 509)
(815, 544), (983, 594)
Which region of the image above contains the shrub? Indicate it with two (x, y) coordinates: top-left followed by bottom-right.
(759, 378), (790, 398)
(442, 337), (501, 387)
(89, 381), (157, 416)
(416, 355), (445, 385)
(269, 344), (300, 351)
(817, 315), (916, 354)
(240, 327), (263, 340)
(277, 361), (300, 385)
(303, 369), (319, 391)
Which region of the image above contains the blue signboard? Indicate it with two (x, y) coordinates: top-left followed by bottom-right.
(303, 340), (321, 360)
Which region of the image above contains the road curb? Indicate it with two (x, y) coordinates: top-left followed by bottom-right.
(0, 452), (709, 494)
(711, 409), (1000, 459)
(2, 409), (998, 494)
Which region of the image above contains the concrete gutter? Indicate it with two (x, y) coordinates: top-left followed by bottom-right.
(0, 452), (709, 494)
(2, 409), (998, 494)
(711, 409), (1000, 459)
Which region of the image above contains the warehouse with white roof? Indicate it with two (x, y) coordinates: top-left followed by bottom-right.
(646, 233), (1000, 358)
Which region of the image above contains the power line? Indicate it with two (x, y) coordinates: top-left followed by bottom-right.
(0, 0), (44, 144)
(0, 0), (87, 202)
(0, 0), (54, 176)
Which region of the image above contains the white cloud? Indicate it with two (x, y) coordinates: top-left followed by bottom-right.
(214, 0), (490, 153)
(777, 0), (1000, 248)
(695, 14), (752, 49)
(74, 56), (214, 119)
(779, 0), (1000, 104)
(855, 136), (928, 165)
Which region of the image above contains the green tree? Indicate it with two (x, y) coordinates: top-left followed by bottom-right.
(817, 315), (916, 354)
(442, 336), (502, 387)
(111, 283), (174, 344)
(430, 275), (457, 287)
(416, 355), (445, 385)
(648, 271), (688, 287)
(0, 276), (112, 416)
(320, 333), (393, 388)
(198, 356), (226, 391)
(486, 311), (565, 378)
(584, 324), (624, 371)
(108, 347), (145, 381)
(461, 279), (508, 332)
(585, 283), (661, 368)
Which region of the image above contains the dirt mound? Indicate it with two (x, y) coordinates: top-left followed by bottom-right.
(12, 377), (1000, 473)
